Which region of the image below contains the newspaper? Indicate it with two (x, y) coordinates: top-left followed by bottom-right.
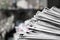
(15, 7), (60, 40)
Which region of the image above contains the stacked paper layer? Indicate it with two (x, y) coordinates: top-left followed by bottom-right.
(15, 7), (60, 39)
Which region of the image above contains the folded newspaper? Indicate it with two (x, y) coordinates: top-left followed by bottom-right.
(15, 7), (60, 40)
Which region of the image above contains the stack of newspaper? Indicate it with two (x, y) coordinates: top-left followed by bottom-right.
(15, 7), (60, 40)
